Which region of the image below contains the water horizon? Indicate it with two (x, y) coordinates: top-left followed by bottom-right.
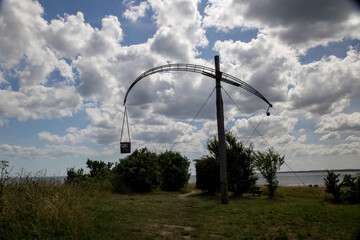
(189, 169), (360, 186)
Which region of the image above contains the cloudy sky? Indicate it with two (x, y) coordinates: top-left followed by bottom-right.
(1, 0), (360, 176)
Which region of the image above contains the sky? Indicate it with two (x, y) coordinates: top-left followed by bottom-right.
(0, 0), (360, 176)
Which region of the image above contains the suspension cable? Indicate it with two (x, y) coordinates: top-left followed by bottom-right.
(169, 87), (216, 151)
(120, 106), (131, 142)
(222, 87), (307, 187)
(222, 87), (271, 147)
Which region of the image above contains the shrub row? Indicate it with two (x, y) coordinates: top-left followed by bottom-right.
(66, 149), (190, 193)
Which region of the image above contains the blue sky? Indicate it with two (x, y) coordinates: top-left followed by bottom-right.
(1, 0), (360, 176)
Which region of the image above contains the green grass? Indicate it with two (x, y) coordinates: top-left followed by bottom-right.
(1, 180), (359, 239)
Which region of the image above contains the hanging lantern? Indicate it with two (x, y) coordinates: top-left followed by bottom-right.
(120, 142), (131, 154)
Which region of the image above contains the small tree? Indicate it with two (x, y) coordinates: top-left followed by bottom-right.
(65, 167), (88, 184)
(158, 151), (190, 191)
(112, 148), (160, 193)
(254, 149), (284, 197)
(340, 173), (360, 203)
(86, 159), (113, 178)
(324, 170), (342, 202)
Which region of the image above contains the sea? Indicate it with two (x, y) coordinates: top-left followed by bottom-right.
(10, 170), (359, 187)
(189, 169), (360, 187)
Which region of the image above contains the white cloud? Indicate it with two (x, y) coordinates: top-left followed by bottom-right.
(320, 132), (341, 141)
(0, 0), (47, 68)
(44, 12), (94, 58)
(0, 143), (114, 160)
(148, 0), (208, 61)
(213, 33), (298, 112)
(123, 1), (149, 22)
(203, 0), (360, 49)
(1, 0), (360, 172)
(0, 86), (82, 121)
(346, 135), (360, 142)
(230, 114), (298, 143)
(289, 50), (360, 116)
(316, 112), (360, 133)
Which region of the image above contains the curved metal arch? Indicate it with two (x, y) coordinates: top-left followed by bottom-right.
(123, 63), (272, 108)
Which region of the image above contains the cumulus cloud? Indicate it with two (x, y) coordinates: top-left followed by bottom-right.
(320, 132), (341, 141)
(148, 0), (208, 61)
(1, 0), (360, 172)
(44, 12), (94, 58)
(123, 1), (149, 22)
(0, 0), (47, 68)
(289, 50), (360, 116)
(0, 86), (81, 121)
(316, 112), (360, 133)
(346, 135), (360, 141)
(203, 0), (360, 49)
(213, 33), (298, 113)
(0, 143), (114, 160)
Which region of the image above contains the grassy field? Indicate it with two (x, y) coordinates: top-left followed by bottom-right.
(1, 179), (360, 239)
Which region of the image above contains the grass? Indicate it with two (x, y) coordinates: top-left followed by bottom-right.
(1, 180), (360, 240)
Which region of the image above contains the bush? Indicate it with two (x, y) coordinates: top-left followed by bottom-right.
(65, 167), (88, 184)
(324, 170), (342, 202)
(195, 131), (257, 196)
(195, 156), (219, 193)
(65, 160), (113, 185)
(158, 151), (190, 191)
(340, 173), (360, 203)
(254, 149), (284, 197)
(226, 138), (258, 196)
(86, 159), (113, 178)
(112, 148), (160, 193)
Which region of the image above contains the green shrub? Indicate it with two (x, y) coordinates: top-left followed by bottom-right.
(112, 148), (160, 193)
(254, 149), (284, 197)
(195, 156), (219, 193)
(86, 159), (113, 178)
(340, 173), (360, 203)
(65, 167), (88, 184)
(195, 131), (257, 196)
(158, 151), (190, 191)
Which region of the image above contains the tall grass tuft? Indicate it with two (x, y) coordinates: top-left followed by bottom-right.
(0, 172), (90, 239)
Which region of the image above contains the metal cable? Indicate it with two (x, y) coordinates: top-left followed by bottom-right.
(169, 87), (216, 151)
(222, 87), (307, 187)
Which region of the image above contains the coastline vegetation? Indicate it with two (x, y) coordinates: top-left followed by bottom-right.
(1, 177), (360, 239)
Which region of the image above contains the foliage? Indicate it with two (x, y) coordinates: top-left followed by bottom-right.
(65, 159), (113, 184)
(195, 156), (219, 193)
(158, 151), (190, 191)
(195, 131), (258, 196)
(0, 173), (89, 239)
(86, 159), (113, 178)
(0, 160), (9, 213)
(65, 167), (88, 184)
(324, 170), (342, 202)
(2, 180), (360, 239)
(226, 136), (258, 196)
(0, 160), (9, 195)
(340, 173), (360, 203)
(112, 148), (160, 193)
(254, 148), (285, 197)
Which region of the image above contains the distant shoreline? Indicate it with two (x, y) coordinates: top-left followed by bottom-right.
(278, 169), (360, 174)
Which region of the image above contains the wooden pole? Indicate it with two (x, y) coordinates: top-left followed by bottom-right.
(215, 55), (229, 204)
